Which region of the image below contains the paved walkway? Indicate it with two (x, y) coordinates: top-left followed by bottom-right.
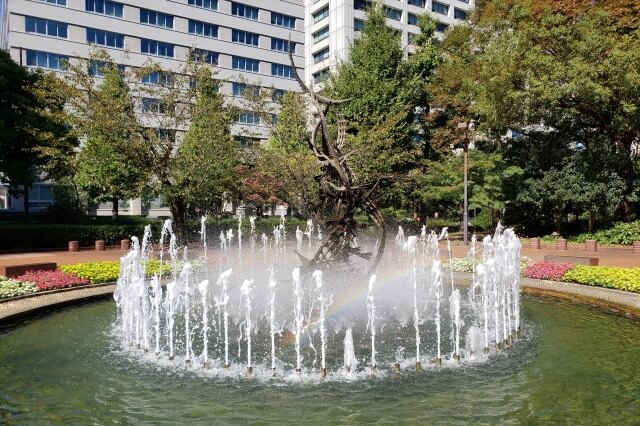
(0, 240), (638, 269)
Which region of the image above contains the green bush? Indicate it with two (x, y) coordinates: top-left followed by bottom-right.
(562, 265), (640, 293)
(0, 276), (37, 299)
(59, 259), (171, 284)
(0, 223), (160, 250)
(572, 221), (640, 245)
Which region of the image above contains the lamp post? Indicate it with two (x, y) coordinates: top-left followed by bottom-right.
(457, 122), (469, 246)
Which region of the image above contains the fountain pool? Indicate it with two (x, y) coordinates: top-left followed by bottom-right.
(1, 224), (639, 422)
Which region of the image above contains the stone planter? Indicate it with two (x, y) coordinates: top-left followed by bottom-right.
(68, 241), (79, 252)
(95, 240), (105, 251)
(634, 241), (640, 255)
(121, 239), (131, 251)
(554, 238), (568, 250)
(585, 239), (597, 252)
(529, 238), (541, 249)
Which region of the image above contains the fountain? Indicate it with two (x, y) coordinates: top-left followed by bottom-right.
(111, 219), (526, 380)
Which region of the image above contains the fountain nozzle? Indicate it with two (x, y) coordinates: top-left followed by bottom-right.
(416, 361), (422, 371)
(321, 368), (327, 378)
(272, 368), (276, 378)
(454, 354), (461, 364)
(394, 362), (401, 373)
(371, 364), (377, 374)
(435, 357), (442, 367)
(203, 362), (209, 369)
(296, 368), (302, 375)
(247, 366), (253, 376)
(483, 347), (489, 354)
(168, 355), (174, 361)
(224, 363), (230, 369)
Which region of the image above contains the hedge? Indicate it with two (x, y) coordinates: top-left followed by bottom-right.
(0, 223), (160, 251)
(572, 221), (640, 246)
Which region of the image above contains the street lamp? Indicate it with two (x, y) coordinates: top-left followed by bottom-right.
(457, 121), (469, 246)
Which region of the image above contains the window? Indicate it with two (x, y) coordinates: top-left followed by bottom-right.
(232, 82), (259, 97)
(237, 112), (260, 125)
(28, 185), (53, 209)
(41, 0), (66, 5)
(408, 13), (418, 26)
(141, 98), (167, 114)
(141, 39), (174, 57)
(188, 0), (217, 10)
(408, 0), (425, 7)
(234, 135), (260, 148)
(238, 112), (260, 124)
(88, 61), (124, 77)
(272, 88), (285, 100)
(313, 6), (329, 23)
(384, 7), (401, 21)
(232, 29), (259, 46)
(231, 2), (258, 20)
(313, 26), (329, 43)
(189, 20), (218, 38)
(140, 9), (174, 29)
(271, 12), (296, 29)
(313, 68), (330, 84)
(87, 28), (124, 49)
(454, 8), (467, 20)
(313, 47), (329, 64)
(232, 56), (259, 72)
(354, 19), (364, 31)
(142, 71), (172, 86)
(354, 0), (370, 11)
(25, 17), (67, 38)
(85, 0), (123, 18)
(432, 1), (448, 15)
(191, 48), (218, 64)
(232, 82), (246, 97)
(26, 50), (68, 70)
(436, 22), (449, 32)
(271, 37), (295, 53)
(271, 63), (293, 78)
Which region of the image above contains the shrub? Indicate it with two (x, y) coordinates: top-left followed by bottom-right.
(562, 265), (640, 293)
(17, 270), (90, 291)
(522, 261), (575, 281)
(572, 221), (640, 245)
(0, 276), (37, 299)
(59, 259), (172, 284)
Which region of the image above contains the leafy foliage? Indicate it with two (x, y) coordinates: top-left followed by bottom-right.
(572, 221), (640, 245)
(59, 260), (171, 284)
(562, 266), (640, 293)
(0, 277), (37, 299)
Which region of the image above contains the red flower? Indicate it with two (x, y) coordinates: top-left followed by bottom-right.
(17, 270), (91, 291)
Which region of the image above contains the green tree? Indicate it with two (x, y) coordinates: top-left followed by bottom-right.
(165, 69), (238, 228)
(259, 92), (321, 218)
(67, 61), (148, 218)
(0, 51), (76, 221)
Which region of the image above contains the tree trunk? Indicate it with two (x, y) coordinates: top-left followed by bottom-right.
(23, 185), (30, 224)
(112, 197), (119, 219)
(169, 198), (188, 244)
(588, 208), (596, 233)
(555, 209), (563, 234)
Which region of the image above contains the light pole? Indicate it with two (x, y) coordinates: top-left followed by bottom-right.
(457, 122), (469, 246)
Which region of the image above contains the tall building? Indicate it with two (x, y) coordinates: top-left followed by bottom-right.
(304, 0), (474, 86)
(2, 0), (306, 141)
(0, 0), (473, 215)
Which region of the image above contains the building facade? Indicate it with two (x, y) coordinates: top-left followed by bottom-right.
(304, 0), (474, 87)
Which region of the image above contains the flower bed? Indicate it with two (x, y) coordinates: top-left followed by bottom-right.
(16, 270), (90, 291)
(562, 266), (640, 293)
(0, 276), (38, 299)
(522, 261), (575, 281)
(59, 259), (171, 284)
